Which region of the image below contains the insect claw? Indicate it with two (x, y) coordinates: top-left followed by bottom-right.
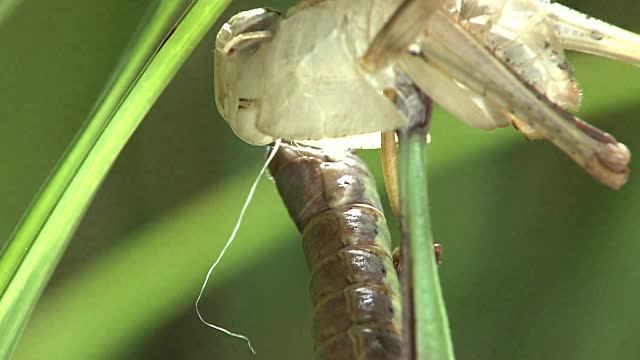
(434, 243), (443, 265)
(392, 247), (401, 272)
(392, 243), (442, 275)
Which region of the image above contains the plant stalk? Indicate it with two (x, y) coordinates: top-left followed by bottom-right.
(397, 98), (455, 360)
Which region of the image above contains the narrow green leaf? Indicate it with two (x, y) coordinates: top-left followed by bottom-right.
(399, 124), (455, 360)
(0, 0), (231, 356)
(0, 1), (180, 295)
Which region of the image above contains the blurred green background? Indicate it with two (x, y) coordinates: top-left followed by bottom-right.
(1, 0), (639, 359)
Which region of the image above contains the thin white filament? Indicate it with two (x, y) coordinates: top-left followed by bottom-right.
(195, 139), (282, 355)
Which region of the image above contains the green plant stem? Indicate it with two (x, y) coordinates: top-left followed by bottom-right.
(0, 0), (231, 356)
(398, 122), (455, 360)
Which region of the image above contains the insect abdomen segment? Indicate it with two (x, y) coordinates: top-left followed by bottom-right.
(269, 143), (403, 360)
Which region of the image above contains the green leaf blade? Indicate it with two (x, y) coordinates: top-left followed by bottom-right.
(0, 0), (231, 356)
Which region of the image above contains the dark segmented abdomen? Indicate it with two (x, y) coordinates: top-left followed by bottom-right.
(269, 143), (403, 360)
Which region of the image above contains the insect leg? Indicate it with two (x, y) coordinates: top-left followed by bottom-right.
(362, 0), (443, 70)
(401, 12), (630, 188)
(537, 1), (640, 65)
(381, 130), (401, 218)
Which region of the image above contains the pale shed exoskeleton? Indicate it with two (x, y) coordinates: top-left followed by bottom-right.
(215, 0), (640, 190)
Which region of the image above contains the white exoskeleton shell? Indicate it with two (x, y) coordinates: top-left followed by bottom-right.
(215, 0), (639, 188)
